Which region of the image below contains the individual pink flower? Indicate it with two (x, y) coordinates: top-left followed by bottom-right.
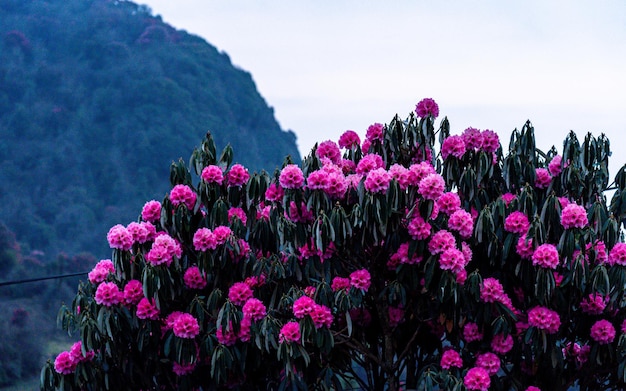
(464, 367), (491, 391)
(95, 282), (121, 307)
(504, 211), (529, 234)
(145, 234), (181, 266)
(88, 259), (115, 284)
(242, 298), (267, 322)
(279, 164), (305, 189)
(173, 313), (200, 339)
(228, 207), (247, 225)
(548, 155), (563, 176)
(491, 333), (514, 355)
(173, 361), (196, 376)
(123, 279), (144, 305)
(107, 224), (133, 251)
(350, 269), (371, 291)
(265, 182), (284, 201)
(480, 130), (500, 153)
(193, 228), (217, 251)
(316, 140), (341, 164)
(364, 167), (391, 193)
(356, 154), (384, 174)
(463, 322), (483, 342)
(440, 349), (463, 369)
(437, 192), (461, 215)
(580, 292), (607, 315)
(534, 168), (552, 189)
(216, 322), (237, 346)
(338, 130), (361, 149)
(407, 215), (431, 240)
(448, 209), (474, 239)
(528, 306), (560, 334)
(201, 165), (224, 185)
(331, 277), (351, 291)
(561, 203), (588, 229)
(415, 98), (439, 118)
(439, 248), (465, 272)
(428, 230), (456, 254)
(226, 164), (250, 187)
(293, 295), (316, 318)
(441, 135), (466, 160)
(590, 319), (616, 344)
(136, 298), (160, 320)
(310, 304), (333, 328)
(418, 173), (445, 201)
(480, 277), (505, 303)
(184, 266), (207, 290)
(608, 243), (626, 266)
(141, 200), (162, 222)
(279, 321), (301, 344)
(170, 184), (197, 210)
(532, 243), (560, 269)
(366, 122), (384, 142)
(516, 237), (534, 259)
(476, 352), (500, 375)
(228, 282), (253, 306)
(54, 351), (76, 375)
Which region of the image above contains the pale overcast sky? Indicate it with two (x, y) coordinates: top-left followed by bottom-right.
(139, 0), (626, 172)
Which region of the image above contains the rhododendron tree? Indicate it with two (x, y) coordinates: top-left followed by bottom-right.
(42, 99), (626, 391)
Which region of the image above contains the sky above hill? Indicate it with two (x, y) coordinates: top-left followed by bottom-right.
(140, 0), (626, 172)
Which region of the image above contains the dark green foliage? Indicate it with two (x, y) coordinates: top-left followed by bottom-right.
(0, 0), (301, 259)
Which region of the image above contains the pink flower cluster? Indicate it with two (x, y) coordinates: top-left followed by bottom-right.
(145, 234), (182, 266)
(172, 313), (200, 339)
(292, 296), (332, 328)
(534, 168), (552, 189)
(242, 298), (266, 321)
(407, 215), (431, 240)
(349, 269), (371, 291)
(437, 192), (461, 215)
(476, 352), (500, 375)
(532, 243), (560, 269)
(279, 321), (301, 344)
(228, 282), (253, 306)
(504, 211), (530, 235)
(441, 135), (466, 160)
(389, 242), (422, 269)
(464, 366), (491, 391)
(123, 279), (144, 305)
(338, 130), (360, 149)
(480, 130), (500, 153)
(590, 319), (616, 344)
(265, 183), (284, 201)
(141, 200), (162, 222)
(127, 221), (156, 244)
(580, 293), (607, 315)
(491, 333), (514, 355)
(527, 306), (560, 334)
(54, 341), (94, 375)
(448, 209), (474, 238)
(418, 173), (445, 200)
(516, 237), (534, 259)
(463, 322), (483, 342)
(279, 164), (305, 189)
(228, 207), (247, 225)
(136, 298), (160, 320)
(316, 140), (341, 164)
(307, 165), (349, 199)
(184, 266), (207, 290)
(95, 281), (122, 306)
(439, 248), (467, 273)
(226, 164), (250, 187)
(366, 123), (384, 142)
(415, 98), (439, 118)
(548, 155), (563, 176)
(356, 154), (384, 174)
(88, 259), (115, 284)
(561, 203), (588, 229)
(480, 277), (505, 303)
(201, 165), (224, 185)
(107, 224), (133, 251)
(608, 243), (626, 266)
(440, 349), (463, 369)
(428, 230), (456, 254)
(170, 184), (197, 210)
(331, 277), (351, 291)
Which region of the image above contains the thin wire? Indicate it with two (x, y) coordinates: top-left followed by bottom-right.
(0, 271), (89, 287)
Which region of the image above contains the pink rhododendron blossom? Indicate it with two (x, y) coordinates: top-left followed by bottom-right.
(415, 98), (439, 118)
(216, 323), (237, 346)
(448, 209), (474, 238)
(534, 168), (552, 189)
(464, 367), (491, 391)
(310, 304), (333, 328)
(238, 316), (252, 342)
(88, 259), (115, 284)
(590, 319), (616, 344)
(462, 127), (483, 150)
(265, 182), (284, 201)
(170, 184), (197, 210)
(316, 140), (341, 164)
(173, 313), (200, 339)
(388, 306), (405, 327)
(293, 296), (316, 318)
(608, 242), (626, 266)
(365, 122), (384, 142)
(145, 234), (181, 266)
(356, 154), (384, 174)
(136, 298), (160, 320)
(279, 321), (301, 344)
(228, 207), (247, 225)
(561, 203), (588, 229)
(388, 163), (408, 183)
(589, 240), (608, 264)
(480, 277), (505, 303)
(439, 248), (465, 272)
(501, 193), (516, 206)
(340, 158), (356, 174)
(350, 269), (371, 291)
(455, 268), (468, 284)
(228, 282), (253, 306)
(95, 282), (121, 307)
(476, 352), (501, 375)
(463, 322), (483, 342)
(173, 361), (196, 376)
(338, 130), (361, 149)
(324, 171), (349, 199)
(54, 351), (76, 375)
(285, 201), (314, 223)
(184, 266), (206, 290)
(331, 277), (351, 291)
(428, 230), (456, 254)
(364, 167), (391, 193)
(491, 333), (514, 355)
(201, 165), (224, 185)
(307, 169), (329, 190)
(580, 292), (607, 315)
(389, 242), (422, 268)
(226, 164), (250, 187)
(528, 306), (561, 334)
(193, 228), (217, 251)
(504, 211), (530, 234)
(242, 298), (267, 322)
(480, 129), (500, 153)
(440, 349), (463, 369)
(123, 279), (144, 305)
(126, 221), (152, 244)
(279, 164), (305, 189)
(107, 224), (133, 251)
(516, 237), (534, 259)
(361, 139), (371, 153)
(532, 243), (560, 269)
(441, 135), (466, 159)
(418, 173), (445, 200)
(213, 225), (232, 244)
(437, 192), (461, 215)
(548, 155), (563, 176)
(141, 200), (162, 222)
(408, 162), (436, 185)
(407, 215), (431, 240)
(69, 341), (94, 363)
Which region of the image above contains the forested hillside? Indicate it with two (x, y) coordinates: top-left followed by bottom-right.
(0, 0), (301, 259)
